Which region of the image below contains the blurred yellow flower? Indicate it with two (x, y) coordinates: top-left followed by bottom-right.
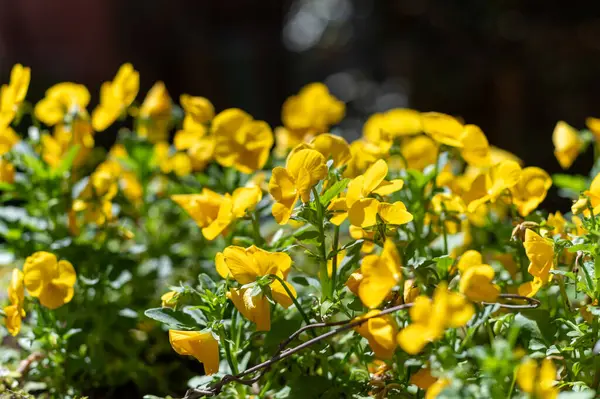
(426, 193), (466, 234)
(421, 112), (464, 147)
(0, 125), (19, 155)
(172, 186), (262, 240)
(290, 133), (351, 168)
(349, 225), (376, 253)
(72, 164), (118, 225)
(459, 264), (500, 302)
(552, 121), (582, 169)
(516, 358), (558, 399)
(269, 148), (327, 224)
(137, 81), (172, 143)
(397, 283), (473, 355)
(92, 63), (140, 131)
(0, 64), (30, 127)
(217, 245), (295, 331)
(586, 117), (600, 141)
(358, 239), (402, 308)
(343, 139), (387, 178)
(518, 229), (554, 298)
(510, 167), (552, 216)
(354, 310), (398, 359)
(410, 367), (437, 390)
(363, 108), (422, 150)
(169, 330), (219, 375)
(3, 269), (26, 336)
(212, 108), (273, 173)
(425, 378), (451, 399)
(35, 82), (90, 126)
(23, 251), (76, 310)
(41, 119), (94, 170)
(459, 124), (490, 167)
(281, 82), (344, 144)
(400, 135), (438, 170)
(467, 160), (522, 212)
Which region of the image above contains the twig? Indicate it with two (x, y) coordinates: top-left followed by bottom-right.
(182, 293), (540, 398)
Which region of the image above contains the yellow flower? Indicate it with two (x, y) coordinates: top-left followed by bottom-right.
(212, 108), (273, 173)
(174, 95), (215, 172)
(425, 378), (451, 399)
(23, 252), (76, 310)
(354, 310), (399, 359)
(92, 63), (140, 131)
(217, 245), (296, 331)
(0, 64), (30, 127)
(456, 250), (483, 274)
(72, 164), (118, 225)
(169, 330), (219, 375)
(363, 109), (422, 150)
(467, 160), (522, 212)
(427, 193), (466, 235)
(358, 239), (402, 308)
(329, 159), (407, 226)
(161, 291), (177, 308)
(397, 283), (474, 355)
(180, 94), (215, 125)
(410, 367), (437, 390)
(345, 272), (363, 295)
(35, 83), (90, 126)
(516, 358), (558, 399)
(349, 225), (376, 253)
(0, 158), (15, 184)
(553, 121), (582, 169)
(269, 148), (327, 224)
(421, 112), (464, 147)
(400, 135), (438, 170)
(510, 167), (552, 216)
(459, 124), (490, 167)
(459, 264), (500, 302)
(137, 81), (172, 143)
(543, 211), (566, 237)
(348, 198), (413, 228)
(586, 117), (600, 141)
(3, 269), (26, 336)
(403, 279), (420, 304)
(518, 229), (554, 298)
(172, 186), (262, 240)
(281, 82), (344, 141)
(0, 125), (19, 156)
(583, 173), (600, 215)
(343, 139), (387, 178)
(489, 145), (523, 166)
(41, 119), (95, 170)
(290, 133), (352, 168)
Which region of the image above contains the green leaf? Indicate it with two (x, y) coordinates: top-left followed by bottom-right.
(320, 178), (350, 206)
(52, 144), (80, 177)
(293, 229), (320, 241)
(514, 309), (556, 344)
(552, 174), (587, 193)
(144, 307), (198, 329)
(434, 256), (453, 279)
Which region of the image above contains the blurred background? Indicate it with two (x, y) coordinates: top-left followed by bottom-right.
(1, 0), (600, 210)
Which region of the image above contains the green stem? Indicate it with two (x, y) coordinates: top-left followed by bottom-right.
(251, 212), (264, 246)
(557, 274), (571, 312)
(330, 225), (340, 298)
(219, 325), (239, 375)
(312, 187), (331, 299)
(441, 214), (448, 256)
(507, 368), (517, 398)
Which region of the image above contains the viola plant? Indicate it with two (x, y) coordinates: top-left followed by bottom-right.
(0, 63), (599, 399)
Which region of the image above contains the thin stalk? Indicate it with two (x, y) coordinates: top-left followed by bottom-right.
(507, 369), (517, 398)
(219, 325), (239, 375)
(330, 225), (340, 298)
(270, 274), (314, 332)
(251, 212), (264, 246)
(312, 187), (330, 299)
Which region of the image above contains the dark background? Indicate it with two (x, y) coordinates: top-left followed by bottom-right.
(1, 0), (599, 210)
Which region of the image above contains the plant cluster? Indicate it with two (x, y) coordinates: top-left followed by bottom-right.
(0, 63), (599, 399)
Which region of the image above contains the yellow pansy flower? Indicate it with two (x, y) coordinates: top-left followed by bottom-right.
(269, 148), (327, 224)
(348, 198), (413, 228)
(421, 112), (464, 147)
(516, 358), (558, 399)
(137, 81), (172, 143)
(425, 378), (451, 399)
(358, 239), (402, 308)
(542, 211), (567, 237)
(329, 159), (406, 226)
(459, 124), (490, 167)
(289, 133), (352, 168)
(586, 117), (600, 141)
(217, 245), (296, 331)
(489, 145), (523, 166)
(35, 82), (91, 126)
(518, 229), (554, 298)
(172, 186), (262, 240)
(354, 310), (399, 359)
(552, 121), (582, 169)
(349, 225), (376, 253)
(403, 279), (420, 304)
(41, 119), (95, 170)
(169, 330), (219, 375)
(23, 252), (76, 310)
(400, 135), (438, 170)
(345, 271), (363, 295)
(92, 63), (140, 131)
(410, 367), (437, 390)
(0, 64), (30, 127)
(181, 94), (215, 125)
(582, 172), (600, 215)
(72, 163), (119, 225)
(3, 269), (26, 336)
(0, 125), (19, 156)
(212, 108), (273, 173)
(467, 160), (522, 212)
(426, 193), (466, 235)
(343, 139), (387, 178)
(363, 109), (422, 150)
(459, 264), (500, 302)
(397, 283), (474, 355)
(281, 82), (344, 143)
(510, 167), (552, 216)
(160, 291), (177, 308)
